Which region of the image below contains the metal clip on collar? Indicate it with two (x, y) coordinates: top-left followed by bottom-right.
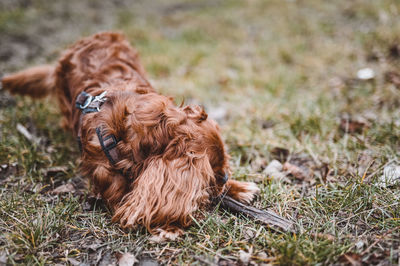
(79, 91), (107, 111)
(80, 95), (93, 109)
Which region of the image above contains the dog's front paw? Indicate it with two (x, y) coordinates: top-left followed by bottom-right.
(236, 181), (260, 203)
(149, 227), (183, 243)
(226, 180), (260, 204)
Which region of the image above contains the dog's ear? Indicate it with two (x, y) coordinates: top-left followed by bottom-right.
(112, 151), (215, 233)
(122, 93), (187, 138)
(184, 105), (208, 123)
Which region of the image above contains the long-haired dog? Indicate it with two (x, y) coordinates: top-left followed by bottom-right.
(2, 32), (259, 240)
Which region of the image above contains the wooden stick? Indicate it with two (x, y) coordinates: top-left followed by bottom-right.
(217, 195), (295, 233)
(16, 123), (40, 145)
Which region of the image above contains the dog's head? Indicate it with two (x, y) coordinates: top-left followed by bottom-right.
(85, 90), (230, 232)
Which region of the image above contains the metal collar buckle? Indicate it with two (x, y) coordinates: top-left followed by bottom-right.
(78, 91), (107, 110)
(80, 95), (93, 109)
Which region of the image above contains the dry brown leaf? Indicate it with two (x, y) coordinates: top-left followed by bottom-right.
(385, 71), (400, 88)
(388, 44), (400, 59)
(311, 233), (335, 241)
(259, 119), (275, 129)
(270, 147), (289, 162)
(356, 151), (374, 178)
(66, 258), (81, 266)
(316, 162), (331, 183)
(41, 166), (68, 177)
(356, 68), (375, 80)
(263, 160), (288, 181)
(283, 162), (307, 180)
(239, 249), (252, 265)
(339, 253), (362, 266)
(244, 228), (255, 240)
(98, 251), (117, 266)
(0, 162), (18, 178)
(51, 183), (75, 194)
(117, 252), (137, 266)
(329, 76), (346, 92)
(0, 252), (7, 265)
(218, 259), (236, 266)
(340, 116), (368, 134)
(376, 164), (400, 187)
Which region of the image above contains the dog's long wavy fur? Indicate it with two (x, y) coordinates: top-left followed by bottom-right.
(2, 32), (259, 240)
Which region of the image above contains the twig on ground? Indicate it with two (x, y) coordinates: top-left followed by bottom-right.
(16, 123), (40, 145)
(217, 195), (295, 233)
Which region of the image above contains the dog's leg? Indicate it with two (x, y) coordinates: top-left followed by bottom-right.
(149, 227), (184, 242)
(2, 65), (56, 98)
(225, 179), (260, 204)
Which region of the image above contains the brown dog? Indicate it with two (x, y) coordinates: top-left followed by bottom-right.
(2, 32), (259, 240)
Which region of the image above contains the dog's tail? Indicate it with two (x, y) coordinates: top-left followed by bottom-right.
(2, 65), (56, 98)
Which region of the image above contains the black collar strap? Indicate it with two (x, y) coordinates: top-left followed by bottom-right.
(75, 91), (121, 166)
(222, 173), (229, 184)
(96, 127), (120, 165)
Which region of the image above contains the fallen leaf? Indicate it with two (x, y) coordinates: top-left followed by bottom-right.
(283, 162), (307, 180)
(263, 160), (288, 181)
(117, 252), (137, 266)
(51, 183), (75, 194)
(83, 195), (106, 211)
(136, 257), (159, 266)
(218, 76), (230, 86)
(259, 119), (275, 129)
(264, 160), (283, 172)
(340, 116), (368, 134)
(0, 90), (16, 108)
(0, 162), (18, 178)
(98, 251), (117, 266)
(218, 259), (236, 266)
(356, 68), (375, 80)
(339, 253), (362, 266)
(256, 252), (268, 260)
(244, 228), (255, 240)
(311, 233), (335, 241)
(41, 166), (68, 177)
(66, 258), (81, 266)
(0, 252), (7, 264)
(388, 44), (400, 59)
(355, 240), (364, 250)
(250, 157), (267, 173)
(270, 147), (289, 162)
(239, 249), (252, 265)
(329, 76), (346, 92)
(84, 239), (103, 252)
(364, 251), (391, 265)
(288, 153), (315, 182)
(356, 151), (374, 178)
(316, 162), (331, 183)
(385, 71), (400, 88)
(376, 164), (400, 187)
(366, 50), (380, 62)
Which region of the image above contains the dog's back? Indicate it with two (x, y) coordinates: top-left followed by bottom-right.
(2, 32), (153, 131)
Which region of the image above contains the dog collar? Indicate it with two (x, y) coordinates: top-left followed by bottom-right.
(222, 173), (229, 184)
(75, 91), (121, 167)
(75, 91), (107, 113)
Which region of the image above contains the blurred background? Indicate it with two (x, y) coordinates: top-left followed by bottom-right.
(1, 0), (400, 264)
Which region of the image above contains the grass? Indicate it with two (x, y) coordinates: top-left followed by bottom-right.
(1, 0), (400, 264)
